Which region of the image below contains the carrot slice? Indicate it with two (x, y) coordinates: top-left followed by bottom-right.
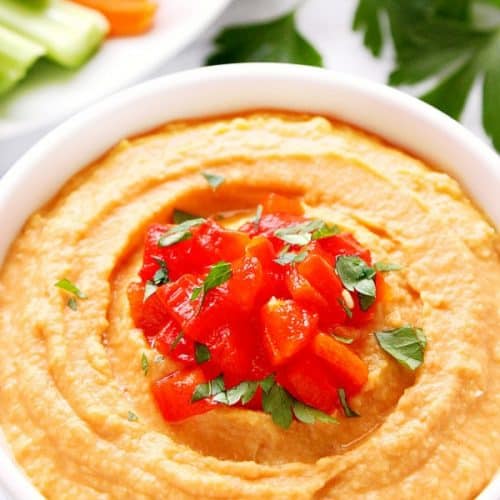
(73, 0), (157, 36)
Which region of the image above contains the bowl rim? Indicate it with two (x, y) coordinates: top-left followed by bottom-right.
(0, 63), (498, 499)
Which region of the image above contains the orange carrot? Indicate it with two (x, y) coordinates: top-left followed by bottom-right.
(72, 0), (157, 37)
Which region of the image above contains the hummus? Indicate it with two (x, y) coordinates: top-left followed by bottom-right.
(0, 112), (499, 499)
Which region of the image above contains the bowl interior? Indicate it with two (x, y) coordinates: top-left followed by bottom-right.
(0, 63), (498, 499)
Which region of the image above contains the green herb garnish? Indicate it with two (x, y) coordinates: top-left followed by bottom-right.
(202, 172), (225, 190)
(292, 401), (339, 424)
(55, 278), (87, 310)
(253, 204), (263, 228)
(335, 255), (377, 311)
(141, 353), (149, 376)
(375, 325), (427, 370)
(194, 342), (211, 364)
(206, 11), (323, 67)
(332, 333), (354, 345)
(374, 262), (402, 272)
(151, 257), (169, 286)
(225, 381), (259, 405)
(158, 218), (205, 248)
(262, 383), (294, 429)
(191, 261), (232, 302)
(274, 220), (325, 246)
(311, 223), (341, 240)
(170, 331), (184, 351)
(144, 282), (158, 301)
(172, 209), (200, 224)
(192, 374), (226, 402)
(338, 388), (360, 418)
(127, 411), (139, 422)
(353, 0), (500, 151)
(274, 245), (308, 266)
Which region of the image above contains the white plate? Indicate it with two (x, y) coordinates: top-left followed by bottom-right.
(0, 0), (232, 140)
(0, 64), (498, 499)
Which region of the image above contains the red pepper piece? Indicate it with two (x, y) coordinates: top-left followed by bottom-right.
(277, 352), (338, 413)
(261, 298), (319, 366)
(312, 333), (368, 394)
(155, 319), (195, 364)
(297, 253), (346, 327)
(285, 266), (329, 315)
(262, 193), (304, 216)
(227, 256), (264, 311)
(152, 368), (216, 422)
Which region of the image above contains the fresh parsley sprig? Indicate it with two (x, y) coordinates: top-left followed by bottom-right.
(353, 0), (500, 151)
(158, 218), (205, 248)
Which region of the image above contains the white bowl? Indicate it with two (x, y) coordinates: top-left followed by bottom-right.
(0, 63), (498, 499)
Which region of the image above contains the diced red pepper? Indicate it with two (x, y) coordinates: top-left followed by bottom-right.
(261, 298), (319, 366)
(152, 367), (216, 422)
(348, 272), (385, 327)
(285, 266), (329, 315)
(227, 256), (264, 311)
(138, 285), (172, 339)
(240, 213), (305, 243)
(262, 193), (305, 216)
(155, 319), (195, 364)
(277, 352), (338, 413)
(297, 253), (346, 327)
(312, 333), (368, 394)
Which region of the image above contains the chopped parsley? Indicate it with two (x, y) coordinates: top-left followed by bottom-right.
(311, 223), (341, 240)
(332, 333), (354, 345)
(144, 282), (158, 301)
(127, 411), (139, 422)
(253, 204), (263, 228)
(274, 220), (327, 246)
(194, 342), (211, 364)
(151, 257), (169, 286)
(202, 172), (225, 190)
(55, 278), (87, 310)
(375, 325), (427, 370)
(274, 245), (308, 266)
(191, 261), (232, 302)
(170, 331), (184, 351)
(141, 353), (149, 376)
(338, 388), (360, 418)
(172, 209), (200, 224)
(374, 261), (402, 272)
(292, 401), (338, 425)
(158, 218), (205, 248)
(335, 255), (377, 311)
(191, 374), (226, 402)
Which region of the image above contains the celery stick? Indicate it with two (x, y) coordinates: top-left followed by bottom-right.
(0, 0), (109, 69)
(0, 24), (45, 95)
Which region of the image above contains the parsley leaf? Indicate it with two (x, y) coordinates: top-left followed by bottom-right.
(170, 331), (184, 351)
(375, 325), (427, 370)
(353, 0), (500, 151)
(225, 381), (259, 405)
(260, 374), (276, 393)
(67, 297), (78, 311)
(274, 220), (325, 246)
(332, 333), (354, 344)
(201, 172), (225, 191)
(55, 278), (87, 299)
(141, 353), (149, 376)
(338, 388), (360, 418)
(194, 342), (211, 364)
(206, 11), (323, 67)
(374, 261), (402, 272)
(335, 255), (376, 311)
(191, 261), (232, 302)
(262, 383), (294, 429)
(253, 204), (263, 229)
(172, 209), (200, 224)
(274, 245), (309, 266)
(127, 411), (139, 422)
(55, 278), (87, 310)
(152, 257), (169, 286)
(311, 223), (341, 240)
(158, 218), (205, 248)
(292, 401), (339, 424)
(192, 374), (226, 402)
